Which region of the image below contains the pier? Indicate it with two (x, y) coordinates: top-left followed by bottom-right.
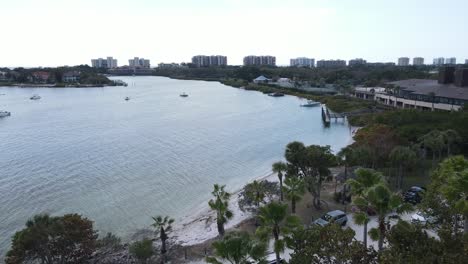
(322, 107), (346, 124)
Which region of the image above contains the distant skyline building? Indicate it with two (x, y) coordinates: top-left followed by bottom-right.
(191, 55), (227, 67)
(397, 57), (410, 66)
(290, 57), (315, 67)
(243, 55), (276, 66)
(91, 57), (118, 68)
(445, 57), (457, 65)
(465, 59), (468, 65)
(316, 59), (346, 68)
(348, 58), (367, 66)
(433, 57), (445, 66)
(129, 57), (150, 68)
(413, 57), (424, 65)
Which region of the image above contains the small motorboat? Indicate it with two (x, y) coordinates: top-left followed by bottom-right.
(30, 95), (41, 100)
(180, 93), (189, 97)
(125, 97), (130, 101)
(300, 100), (320, 107)
(268, 92), (284, 97)
(0, 111), (11, 117)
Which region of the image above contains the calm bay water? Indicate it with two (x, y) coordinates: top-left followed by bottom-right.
(0, 76), (352, 255)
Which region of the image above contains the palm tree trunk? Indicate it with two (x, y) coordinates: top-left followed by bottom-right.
(292, 198), (296, 214)
(378, 217), (385, 251)
(279, 177), (284, 201)
(363, 222), (368, 248)
(464, 217), (468, 234)
(217, 218), (225, 237)
(273, 228), (281, 264)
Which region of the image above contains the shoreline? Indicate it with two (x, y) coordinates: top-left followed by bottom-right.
(0, 83), (121, 88)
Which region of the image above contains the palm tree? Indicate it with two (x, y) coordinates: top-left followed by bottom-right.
(420, 130), (445, 165)
(337, 147), (356, 204)
(282, 176), (305, 214)
(347, 168), (384, 248)
(389, 146), (417, 190)
(247, 180), (266, 208)
(256, 202), (301, 264)
(209, 184), (233, 237)
(272, 161), (288, 201)
(442, 129), (460, 156)
(206, 231), (267, 264)
(151, 215), (174, 263)
(366, 183), (412, 251)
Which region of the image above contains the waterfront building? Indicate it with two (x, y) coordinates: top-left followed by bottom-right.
(397, 57), (410, 66)
(413, 57), (424, 65)
(62, 71), (81, 83)
(243, 56), (276, 66)
(191, 55), (227, 67)
(348, 58), (367, 66)
(316, 60), (346, 68)
(0, 71), (7, 80)
(30, 71), (53, 83)
(290, 57), (315, 67)
(129, 57), (150, 68)
(253, 75), (271, 84)
(445, 57), (457, 65)
(359, 67), (468, 111)
(91, 57), (118, 68)
(367, 62), (396, 67)
(433, 57), (445, 66)
(158, 63), (187, 69)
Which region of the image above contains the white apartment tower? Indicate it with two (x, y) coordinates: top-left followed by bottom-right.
(129, 57), (150, 68)
(445, 57), (457, 65)
(413, 57), (424, 65)
(290, 57), (315, 67)
(397, 57), (410, 66)
(91, 57), (118, 68)
(433, 57), (445, 66)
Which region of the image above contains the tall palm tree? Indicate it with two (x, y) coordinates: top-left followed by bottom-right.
(442, 129), (460, 156)
(272, 161), (288, 201)
(256, 202), (301, 264)
(389, 146), (417, 190)
(282, 176), (305, 214)
(347, 168), (384, 248)
(151, 215), (174, 263)
(206, 231), (267, 264)
(247, 180), (266, 208)
(209, 184), (233, 237)
(366, 183), (412, 251)
(420, 130), (445, 165)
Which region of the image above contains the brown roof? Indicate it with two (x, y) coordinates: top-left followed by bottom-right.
(388, 79), (468, 100)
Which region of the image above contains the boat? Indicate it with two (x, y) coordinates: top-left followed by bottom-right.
(0, 111), (11, 117)
(30, 95), (41, 100)
(180, 93), (189, 97)
(268, 92), (285, 97)
(300, 100), (320, 107)
(125, 97), (130, 101)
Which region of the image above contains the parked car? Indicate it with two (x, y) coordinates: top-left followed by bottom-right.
(404, 186), (426, 204)
(411, 210), (437, 226)
(313, 210), (348, 227)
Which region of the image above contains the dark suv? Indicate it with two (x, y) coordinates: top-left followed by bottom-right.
(404, 186), (426, 204)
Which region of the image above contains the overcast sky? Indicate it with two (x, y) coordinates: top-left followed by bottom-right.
(1, 0), (467, 67)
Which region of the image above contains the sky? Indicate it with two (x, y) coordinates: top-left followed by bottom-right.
(0, 0), (467, 67)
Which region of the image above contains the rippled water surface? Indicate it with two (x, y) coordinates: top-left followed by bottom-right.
(0, 76), (352, 254)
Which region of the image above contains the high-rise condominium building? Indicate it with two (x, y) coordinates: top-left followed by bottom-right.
(445, 57), (457, 65)
(433, 57), (445, 66)
(243, 56), (276, 66)
(398, 57), (410, 66)
(129, 57), (150, 68)
(316, 60), (346, 68)
(290, 57), (315, 67)
(91, 57), (118, 68)
(348, 58), (367, 66)
(465, 59), (468, 65)
(413, 57), (424, 65)
(191, 55), (227, 67)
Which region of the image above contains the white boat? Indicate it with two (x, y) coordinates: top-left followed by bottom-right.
(0, 111), (11, 117)
(300, 100), (320, 107)
(180, 93), (188, 97)
(30, 95), (41, 100)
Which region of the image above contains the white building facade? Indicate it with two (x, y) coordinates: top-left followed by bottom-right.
(397, 57), (410, 66)
(433, 57), (445, 65)
(445, 57), (456, 65)
(413, 57), (424, 65)
(129, 57), (150, 68)
(91, 57), (118, 68)
(290, 57), (315, 67)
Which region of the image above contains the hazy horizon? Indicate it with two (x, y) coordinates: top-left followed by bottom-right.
(1, 0), (467, 67)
